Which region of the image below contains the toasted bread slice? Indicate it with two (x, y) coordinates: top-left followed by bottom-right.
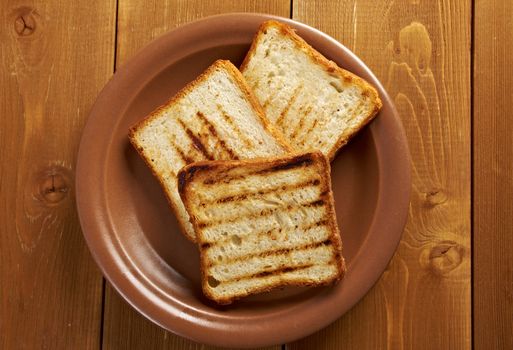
(241, 21), (382, 160)
(129, 60), (292, 242)
(178, 152), (346, 304)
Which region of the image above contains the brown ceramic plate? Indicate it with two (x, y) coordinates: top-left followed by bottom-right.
(76, 13), (410, 348)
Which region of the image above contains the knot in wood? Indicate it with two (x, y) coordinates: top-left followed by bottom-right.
(37, 167), (70, 206)
(13, 7), (37, 36)
(428, 241), (464, 275)
(424, 189), (447, 207)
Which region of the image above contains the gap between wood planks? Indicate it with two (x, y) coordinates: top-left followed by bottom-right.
(99, 0), (120, 348)
(470, 1), (475, 349)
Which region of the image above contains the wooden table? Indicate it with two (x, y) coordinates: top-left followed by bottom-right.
(1, 0), (511, 349)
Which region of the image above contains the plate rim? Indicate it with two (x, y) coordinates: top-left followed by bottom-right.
(76, 12), (411, 348)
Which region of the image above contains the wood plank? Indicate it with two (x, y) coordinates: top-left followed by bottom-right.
(102, 1), (290, 349)
(474, 0), (513, 348)
(290, 0), (471, 349)
(0, 1), (116, 349)
(116, 0), (291, 66)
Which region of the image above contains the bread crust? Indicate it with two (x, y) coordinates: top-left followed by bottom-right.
(178, 152), (346, 304)
(129, 60), (293, 242)
(240, 20), (382, 161)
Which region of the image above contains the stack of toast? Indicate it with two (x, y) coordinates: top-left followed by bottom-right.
(129, 20), (381, 304)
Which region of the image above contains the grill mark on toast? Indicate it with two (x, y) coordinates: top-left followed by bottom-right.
(300, 99), (366, 147)
(168, 135), (194, 165)
(274, 84), (303, 127)
(290, 105), (313, 140)
(201, 154), (315, 186)
(224, 264), (315, 284)
(207, 239), (332, 267)
(295, 117), (318, 146)
(206, 178), (321, 205)
(307, 199), (325, 207)
(218, 139), (239, 159)
(197, 198), (325, 229)
(203, 173), (245, 185)
(196, 112), (239, 159)
(253, 264), (313, 278)
(207, 265), (319, 289)
(289, 112), (306, 140)
(303, 119), (319, 139)
(177, 118), (214, 160)
(296, 103), (331, 147)
(295, 118), (318, 144)
(202, 218), (329, 247)
(256, 154), (314, 175)
(216, 105), (253, 149)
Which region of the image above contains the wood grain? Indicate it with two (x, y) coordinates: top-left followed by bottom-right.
(290, 1), (471, 349)
(102, 1), (290, 349)
(474, 0), (513, 348)
(116, 0), (291, 67)
(0, 0), (116, 349)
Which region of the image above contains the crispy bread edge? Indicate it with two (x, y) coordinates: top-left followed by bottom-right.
(178, 152), (345, 304)
(315, 152), (347, 279)
(240, 20), (383, 161)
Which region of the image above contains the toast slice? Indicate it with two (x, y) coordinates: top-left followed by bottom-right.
(178, 152), (346, 304)
(240, 21), (382, 160)
(129, 60), (292, 242)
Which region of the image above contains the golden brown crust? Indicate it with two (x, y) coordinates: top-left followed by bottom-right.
(129, 59), (293, 242)
(240, 20), (383, 161)
(204, 273), (341, 305)
(315, 153), (347, 278)
(178, 152), (346, 304)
